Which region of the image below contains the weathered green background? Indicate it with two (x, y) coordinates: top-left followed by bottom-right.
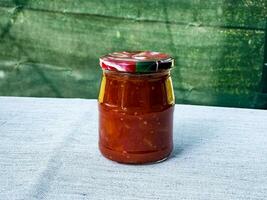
(0, 0), (266, 108)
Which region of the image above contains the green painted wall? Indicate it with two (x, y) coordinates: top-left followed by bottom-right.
(0, 0), (266, 108)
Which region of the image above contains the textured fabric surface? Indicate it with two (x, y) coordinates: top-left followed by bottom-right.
(0, 97), (267, 200)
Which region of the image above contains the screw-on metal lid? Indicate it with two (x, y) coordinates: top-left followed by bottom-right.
(99, 51), (174, 73)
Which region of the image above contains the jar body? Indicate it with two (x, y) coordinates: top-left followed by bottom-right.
(98, 70), (175, 164)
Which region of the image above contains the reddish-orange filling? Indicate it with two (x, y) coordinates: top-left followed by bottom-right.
(98, 70), (174, 164)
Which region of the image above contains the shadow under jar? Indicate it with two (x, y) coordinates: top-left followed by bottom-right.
(98, 51), (175, 164)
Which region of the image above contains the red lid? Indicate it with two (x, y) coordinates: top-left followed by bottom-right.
(99, 51), (174, 73)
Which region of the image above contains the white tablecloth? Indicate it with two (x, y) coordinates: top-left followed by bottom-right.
(0, 97), (267, 200)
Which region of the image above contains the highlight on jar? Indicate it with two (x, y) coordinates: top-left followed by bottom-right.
(98, 51), (175, 164)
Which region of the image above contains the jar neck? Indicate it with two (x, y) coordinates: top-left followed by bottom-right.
(103, 69), (170, 80)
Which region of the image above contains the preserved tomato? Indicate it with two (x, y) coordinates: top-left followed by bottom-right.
(98, 51), (175, 164)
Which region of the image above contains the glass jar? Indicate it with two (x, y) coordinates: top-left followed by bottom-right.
(98, 51), (175, 164)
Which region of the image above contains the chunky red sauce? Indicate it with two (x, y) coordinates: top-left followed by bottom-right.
(98, 70), (174, 164)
